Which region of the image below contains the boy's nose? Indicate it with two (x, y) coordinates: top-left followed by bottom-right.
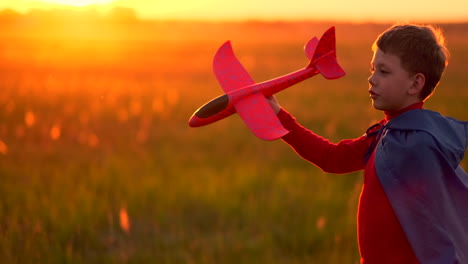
(368, 74), (376, 87)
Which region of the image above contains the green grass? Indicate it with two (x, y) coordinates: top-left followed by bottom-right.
(0, 20), (466, 263)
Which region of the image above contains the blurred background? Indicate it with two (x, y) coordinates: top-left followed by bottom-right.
(0, 0), (467, 263)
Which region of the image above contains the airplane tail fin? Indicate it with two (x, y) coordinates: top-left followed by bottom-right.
(304, 37), (319, 60)
(307, 27), (346, 80)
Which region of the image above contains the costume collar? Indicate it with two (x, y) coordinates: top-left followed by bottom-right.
(384, 102), (424, 122)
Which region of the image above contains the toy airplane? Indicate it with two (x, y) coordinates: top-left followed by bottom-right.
(188, 26), (345, 140)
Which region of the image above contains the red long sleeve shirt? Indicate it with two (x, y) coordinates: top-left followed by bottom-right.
(277, 103), (423, 264)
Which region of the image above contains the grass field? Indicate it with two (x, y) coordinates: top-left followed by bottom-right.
(0, 14), (467, 263)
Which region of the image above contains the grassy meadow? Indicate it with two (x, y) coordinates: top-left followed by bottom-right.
(0, 13), (467, 263)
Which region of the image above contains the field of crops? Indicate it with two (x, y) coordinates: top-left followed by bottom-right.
(0, 14), (467, 263)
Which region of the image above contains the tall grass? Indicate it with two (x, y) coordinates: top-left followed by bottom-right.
(0, 18), (467, 263)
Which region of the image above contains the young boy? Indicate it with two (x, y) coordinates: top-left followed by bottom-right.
(268, 24), (468, 263)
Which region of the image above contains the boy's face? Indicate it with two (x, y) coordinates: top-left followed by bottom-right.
(368, 48), (416, 111)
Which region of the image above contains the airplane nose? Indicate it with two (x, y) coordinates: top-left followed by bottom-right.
(188, 115), (200, 127)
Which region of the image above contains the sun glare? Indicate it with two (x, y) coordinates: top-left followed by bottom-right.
(41, 0), (115, 7)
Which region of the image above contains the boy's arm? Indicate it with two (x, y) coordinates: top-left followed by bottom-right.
(277, 108), (370, 174)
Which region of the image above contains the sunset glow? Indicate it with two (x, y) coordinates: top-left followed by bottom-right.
(39, 0), (115, 7)
(1, 0), (467, 22)
(1, 0), (467, 260)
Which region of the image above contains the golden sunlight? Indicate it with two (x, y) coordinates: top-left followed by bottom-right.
(40, 0), (115, 7)
(119, 207), (130, 233)
(0, 140), (8, 155)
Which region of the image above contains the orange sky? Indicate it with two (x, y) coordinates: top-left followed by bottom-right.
(1, 0), (468, 22)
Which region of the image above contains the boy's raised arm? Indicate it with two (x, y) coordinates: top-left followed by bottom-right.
(275, 107), (371, 174)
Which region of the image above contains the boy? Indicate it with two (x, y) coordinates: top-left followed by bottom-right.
(268, 24), (468, 263)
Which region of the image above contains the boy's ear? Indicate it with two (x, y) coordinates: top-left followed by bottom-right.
(408, 73), (425, 96)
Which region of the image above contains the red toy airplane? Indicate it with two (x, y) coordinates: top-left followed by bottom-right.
(188, 27), (345, 140)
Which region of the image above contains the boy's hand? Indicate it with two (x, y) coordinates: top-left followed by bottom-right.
(266, 95), (281, 114)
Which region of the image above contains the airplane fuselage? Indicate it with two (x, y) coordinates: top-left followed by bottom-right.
(189, 66), (319, 127)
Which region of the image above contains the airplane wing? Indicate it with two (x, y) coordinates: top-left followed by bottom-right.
(212, 41), (288, 140)
(233, 92), (289, 141)
(212, 41), (255, 93)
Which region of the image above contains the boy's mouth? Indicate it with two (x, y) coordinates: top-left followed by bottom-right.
(369, 90), (378, 99)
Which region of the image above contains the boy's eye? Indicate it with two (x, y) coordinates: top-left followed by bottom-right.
(370, 67), (389, 74)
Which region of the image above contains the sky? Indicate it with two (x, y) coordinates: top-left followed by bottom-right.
(1, 0), (468, 23)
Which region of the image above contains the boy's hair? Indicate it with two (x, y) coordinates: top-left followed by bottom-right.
(372, 24), (449, 100)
